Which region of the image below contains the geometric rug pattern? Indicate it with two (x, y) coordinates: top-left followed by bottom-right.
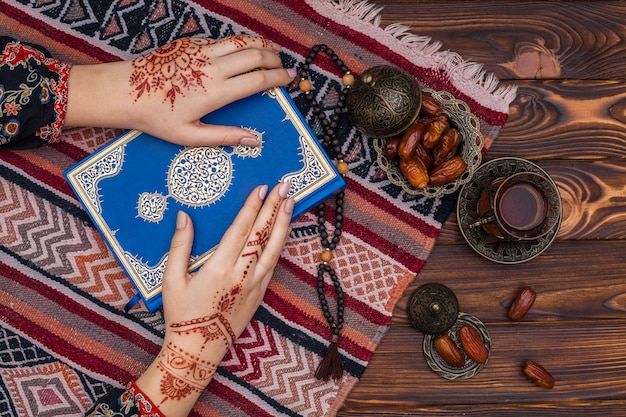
(0, 0), (514, 415)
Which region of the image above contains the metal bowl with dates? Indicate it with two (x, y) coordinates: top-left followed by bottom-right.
(373, 88), (485, 199)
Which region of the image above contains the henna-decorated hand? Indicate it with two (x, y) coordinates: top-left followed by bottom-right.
(135, 182), (294, 416)
(66, 35), (296, 147)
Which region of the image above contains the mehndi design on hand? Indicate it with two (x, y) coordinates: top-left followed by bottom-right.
(130, 37), (212, 107)
(157, 313), (235, 404)
(242, 202), (277, 256)
(156, 191), (285, 405)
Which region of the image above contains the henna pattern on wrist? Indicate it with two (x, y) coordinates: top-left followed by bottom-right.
(157, 342), (218, 403)
(170, 313), (237, 349)
(157, 314), (235, 404)
(158, 197), (283, 403)
(130, 37), (212, 108)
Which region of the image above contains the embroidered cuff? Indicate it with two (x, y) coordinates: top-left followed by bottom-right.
(39, 59), (72, 143)
(126, 381), (166, 417)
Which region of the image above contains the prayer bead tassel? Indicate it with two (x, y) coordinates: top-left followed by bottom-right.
(299, 44), (352, 382)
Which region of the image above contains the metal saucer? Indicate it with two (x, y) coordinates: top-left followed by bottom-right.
(423, 313), (491, 380)
(456, 157), (562, 264)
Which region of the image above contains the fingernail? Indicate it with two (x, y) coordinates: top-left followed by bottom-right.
(239, 136), (259, 147)
(176, 210), (188, 230)
(283, 197), (295, 214)
(258, 184), (269, 200)
(278, 181), (291, 198)
(287, 68), (297, 79)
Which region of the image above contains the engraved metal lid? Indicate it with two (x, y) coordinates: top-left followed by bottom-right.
(346, 65), (422, 138)
(407, 282), (459, 335)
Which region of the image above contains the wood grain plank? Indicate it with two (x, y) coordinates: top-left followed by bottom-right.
(370, 1), (626, 81)
(339, 402), (626, 416)
(341, 2), (626, 416)
(437, 159), (626, 243)
(393, 240), (626, 323)
(341, 320), (626, 409)
(491, 81), (626, 160)
(345, 240), (626, 413)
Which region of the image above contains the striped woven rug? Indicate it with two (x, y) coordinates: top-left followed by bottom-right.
(0, 1), (515, 416)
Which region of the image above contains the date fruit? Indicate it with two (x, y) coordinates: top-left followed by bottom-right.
(386, 92), (468, 187)
(422, 115), (449, 149)
(398, 122), (426, 160)
(508, 286), (536, 321)
(458, 324), (489, 364)
(429, 156), (467, 186)
(399, 156), (429, 189)
(434, 334), (465, 368)
(523, 360), (555, 389)
(384, 137), (400, 159)
(420, 91), (443, 117)
(433, 128), (462, 166)
(414, 144), (434, 171)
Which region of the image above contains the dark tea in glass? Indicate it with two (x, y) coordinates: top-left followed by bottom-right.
(473, 171), (558, 241)
(496, 182), (547, 231)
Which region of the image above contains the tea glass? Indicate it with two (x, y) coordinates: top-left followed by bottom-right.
(471, 172), (559, 241)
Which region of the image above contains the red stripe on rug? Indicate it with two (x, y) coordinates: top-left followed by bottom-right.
(0, 300), (134, 382)
(346, 178), (441, 239)
(196, 0), (370, 82)
(2, 2), (121, 62)
(0, 261), (160, 358)
(276, 259), (392, 361)
(200, 0), (316, 61)
(207, 377), (276, 417)
(277, 259), (392, 328)
(265, 279), (381, 353)
(344, 214), (428, 272)
(0, 150), (76, 197)
(263, 285), (378, 362)
(51, 139), (92, 163)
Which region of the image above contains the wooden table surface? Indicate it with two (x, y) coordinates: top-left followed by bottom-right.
(339, 1), (626, 416)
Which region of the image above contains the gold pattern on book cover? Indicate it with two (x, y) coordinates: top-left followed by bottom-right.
(137, 130), (263, 223)
(65, 88), (341, 303)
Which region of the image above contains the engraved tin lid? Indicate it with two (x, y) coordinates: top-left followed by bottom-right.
(346, 65), (422, 138)
(407, 282), (459, 335)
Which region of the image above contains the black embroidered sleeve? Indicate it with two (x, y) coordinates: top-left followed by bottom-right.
(0, 36), (71, 149)
(84, 382), (165, 417)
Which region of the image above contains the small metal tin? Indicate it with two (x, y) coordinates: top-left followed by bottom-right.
(407, 283), (459, 335)
(346, 65), (421, 138)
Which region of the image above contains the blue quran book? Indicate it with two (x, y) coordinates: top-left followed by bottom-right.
(64, 87), (346, 312)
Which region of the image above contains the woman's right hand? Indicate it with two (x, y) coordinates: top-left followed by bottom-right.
(134, 182), (294, 416)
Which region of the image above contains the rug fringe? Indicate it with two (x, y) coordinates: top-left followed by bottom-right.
(435, 52), (519, 105)
(382, 23), (442, 56)
(330, 0), (384, 26)
(309, 0), (518, 112)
